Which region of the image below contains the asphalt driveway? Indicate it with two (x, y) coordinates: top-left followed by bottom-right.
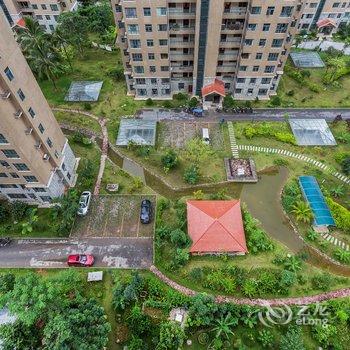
(0, 238), (153, 269)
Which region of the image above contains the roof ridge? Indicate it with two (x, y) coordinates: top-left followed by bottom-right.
(215, 220), (246, 251)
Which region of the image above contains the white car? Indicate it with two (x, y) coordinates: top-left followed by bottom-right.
(77, 191), (91, 216)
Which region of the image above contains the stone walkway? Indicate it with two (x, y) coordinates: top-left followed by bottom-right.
(321, 232), (349, 251)
(52, 108), (109, 195)
(150, 265), (350, 306)
(227, 122), (239, 158)
(238, 145), (350, 184)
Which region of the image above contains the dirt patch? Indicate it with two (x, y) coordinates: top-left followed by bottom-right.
(72, 195), (156, 238)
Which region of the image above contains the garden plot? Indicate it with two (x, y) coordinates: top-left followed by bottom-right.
(159, 121), (224, 150)
(72, 195), (156, 238)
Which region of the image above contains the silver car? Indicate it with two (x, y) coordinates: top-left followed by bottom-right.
(77, 191), (91, 216)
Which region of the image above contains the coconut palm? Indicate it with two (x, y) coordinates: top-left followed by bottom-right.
(291, 201), (313, 224)
(211, 312), (237, 339)
(52, 27), (74, 70)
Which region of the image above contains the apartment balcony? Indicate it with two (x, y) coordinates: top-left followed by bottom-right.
(217, 65), (236, 73)
(169, 39), (195, 47)
(169, 24), (196, 34)
(171, 65), (194, 73)
(170, 52), (194, 59)
(168, 8), (196, 18)
(223, 7), (247, 17)
(218, 52), (238, 60)
(221, 23), (244, 34)
(220, 40), (241, 48)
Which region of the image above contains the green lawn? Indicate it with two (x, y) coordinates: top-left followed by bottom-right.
(253, 52), (350, 108)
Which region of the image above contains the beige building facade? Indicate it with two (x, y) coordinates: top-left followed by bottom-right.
(0, 13), (77, 205)
(112, 0), (350, 101)
(1, 0), (78, 32)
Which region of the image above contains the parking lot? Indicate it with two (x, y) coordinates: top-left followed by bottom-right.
(72, 195), (156, 238)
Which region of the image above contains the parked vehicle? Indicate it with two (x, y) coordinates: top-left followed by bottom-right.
(77, 191), (91, 216)
(140, 199), (152, 224)
(67, 254), (94, 267)
(0, 237), (11, 247)
(202, 128), (210, 145)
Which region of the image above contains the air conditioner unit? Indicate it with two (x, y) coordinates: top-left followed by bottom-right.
(1, 91), (11, 99)
(34, 141), (42, 149)
(25, 127), (33, 135)
(43, 154), (50, 161)
(14, 110), (23, 119)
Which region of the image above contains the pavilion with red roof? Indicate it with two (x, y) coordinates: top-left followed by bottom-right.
(187, 200), (247, 255)
(201, 78), (226, 109)
(316, 18), (336, 36)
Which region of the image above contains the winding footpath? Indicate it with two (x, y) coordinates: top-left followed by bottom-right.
(150, 266), (350, 306)
(52, 108), (108, 195)
(55, 111), (350, 305)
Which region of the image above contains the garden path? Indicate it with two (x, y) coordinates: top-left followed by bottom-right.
(52, 108), (109, 195)
(150, 265), (350, 306)
(227, 122), (239, 158)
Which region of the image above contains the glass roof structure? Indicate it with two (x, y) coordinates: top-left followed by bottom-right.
(65, 81), (103, 102)
(289, 119), (337, 146)
(290, 52), (325, 68)
(299, 176), (335, 227)
(116, 119), (157, 146)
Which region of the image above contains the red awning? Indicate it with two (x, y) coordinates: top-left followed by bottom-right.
(187, 200), (247, 254)
(201, 78), (226, 97)
(317, 18), (336, 28)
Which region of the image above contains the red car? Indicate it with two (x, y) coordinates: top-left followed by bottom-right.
(67, 254), (94, 267)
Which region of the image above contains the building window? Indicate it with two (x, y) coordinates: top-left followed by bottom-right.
(40, 196), (52, 202)
(135, 78), (146, 85)
(150, 66), (156, 73)
(244, 39), (253, 45)
(272, 39), (283, 48)
(237, 78), (245, 83)
(158, 24), (167, 31)
(268, 53), (279, 61)
(160, 53), (168, 59)
(178, 83), (185, 89)
(248, 23), (257, 31)
(262, 78), (272, 84)
(132, 53), (143, 61)
(17, 89), (25, 101)
(256, 53), (263, 59)
(148, 53), (155, 60)
(13, 163), (29, 171)
(134, 66), (144, 74)
(8, 193), (27, 199)
(280, 6), (294, 17)
(266, 6), (275, 15)
(156, 7), (167, 16)
(151, 89), (158, 96)
(36, 15), (43, 20)
(41, 4), (47, 10)
(0, 133), (8, 144)
(264, 66), (275, 73)
(145, 24), (152, 32)
(251, 7), (261, 14)
(250, 78), (256, 83)
(0, 160), (9, 167)
(4, 67), (14, 81)
(0, 173), (8, 178)
(128, 24), (139, 34)
(143, 7), (151, 16)
(137, 89), (147, 96)
(259, 39), (266, 47)
(161, 66), (169, 72)
(235, 88), (242, 94)
(239, 66), (247, 72)
(262, 23), (270, 32)
(130, 40), (141, 48)
(67, 172), (71, 180)
(258, 89), (268, 95)
(276, 23), (288, 33)
(46, 138), (53, 148)
(38, 124), (45, 134)
(45, 15), (51, 20)
(24, 175), (38, 183)
(28, 194), (36, 200)
(2, 149), (19, 158)
(28, 107), (36, 118)
(159, 39), (168, 46)
(10, 173), (19, 178)
(32, 4), (38, 9)
(54, 150), (59, 159)
(125, 8), (137, 18)
(151, 78), (157, 84)
(147, 39), (154, 47)
(33, 187), (46, 193)
(50, 3), (58, 11)
(252, 66), (259, 72)
(0, 184), (17, 188)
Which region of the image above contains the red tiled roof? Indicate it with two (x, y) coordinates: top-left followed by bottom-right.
(317, 18), (336, 28)
(15, 18), (26, 28)
(187, 200), (247, 254)
(201, 78), (226, 97)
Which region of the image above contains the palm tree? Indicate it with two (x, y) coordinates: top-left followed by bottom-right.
(330, 185), (344, 198)
(291, 201), (313, 223)
(284, 256), (302, 272)
(211, 312), (237, 339)
(52, 27), (74, 70)
(17, 17), (62, 89)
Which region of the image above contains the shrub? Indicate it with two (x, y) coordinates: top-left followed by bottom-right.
(205, 270), (236, 294)
(10, 201), (29, 221)
(172, 248), (189, 268)
(258, 329), (275, 348)
(193, 189), (204, 200)
(189, 267), (204, 282)
(83, 102), (92, 110)
(311, 273), (332, 291)
(326, 197), (350, 232)
(188, 97), (199, 108)
(0, 202), (10, 222)
(341, 155), (350, 175)
(223, 94), (236, 109)
(307, 82), (321, 93)
(145, 98), (154, 106)
(334, 249), (350, 264)
(280, 326), (305, 350)
(0, 273), (15, 293)
(161, 150), (178, 171)
(173, 92), (188, 101)
(270, 96), (282, 107)
(183, 165), (200, 184)
(242, 279), (258, 297)
(301, 70), (311, 78)
(197, 332), (210, 345)
(162, 100), (173, 109)
(275, 132), (296, 144)
(286, 90), (295, 97)
(170, 229), (190, 248)
(107, 66), (124, 80)
(273, 158), (289, 166)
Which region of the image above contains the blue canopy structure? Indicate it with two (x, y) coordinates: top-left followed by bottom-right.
(298, 176), (335, 226)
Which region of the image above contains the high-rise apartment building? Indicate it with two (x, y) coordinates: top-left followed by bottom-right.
(1, 0), (78, 32)
(112, 0), (350, 101)
(0, 13), (77, 205)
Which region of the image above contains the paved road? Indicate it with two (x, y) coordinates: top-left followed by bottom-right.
(0, 238), (153, 269)
(139, 108), (350, 122)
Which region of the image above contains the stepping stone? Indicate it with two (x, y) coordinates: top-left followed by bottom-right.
(326, 235), (332, 241)
(347, 245), (349, 251)
(334, 238), (338, 245)
(342, 242), (346, 249)
(330, 236), (335, 244)
(323, 233), (329, 239)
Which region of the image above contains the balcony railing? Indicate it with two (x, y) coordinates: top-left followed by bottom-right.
(224, 7), (247, 15)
